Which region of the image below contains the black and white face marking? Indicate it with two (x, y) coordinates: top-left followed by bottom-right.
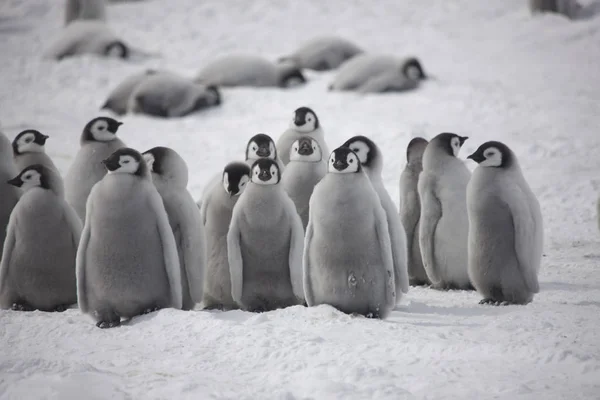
(104, 41), (129, 59)
(467, 141), (513, 169)
(435, 133), (468, 157)
(246, 134), (277, 161)
(102, 148), (144, 176)
(290, 107), (319, 133)
(13, 129), (49, 154)
(142, 152), (155, 171)
(328, 147), (361, 174)
(251, 159), (280, 185)
(83, 117), (123, 142)
(280, 68), (307, 88)
(406, 137), (429, 163)
(402, 58), (427, 80)
(289, 138), (321, 162)
(7, 165), (50, 191)
(342, 137), (374, 168)
(222, 162), (251, 197)
(142, 147), (170, 175)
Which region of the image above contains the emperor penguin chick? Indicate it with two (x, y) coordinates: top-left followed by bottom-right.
(200, 162), (251, 310)
(143, 146), (206, 311)
(12, 129), (59, 172)
(64, 116), (125, 222)
(0, 132), (21, 262)
(0, 165), (81, 312)
(76, 148), (182, 328)
(281, 137), (327, 230)
(227, 159), (305, 312)
(303, 147), (396, 318)
(399, 137), (430, 286)
(343, 135), (409, 299)
(418, 132), (472, 290)
(466, 141), (543, 305)
(276, 107), (329, 165)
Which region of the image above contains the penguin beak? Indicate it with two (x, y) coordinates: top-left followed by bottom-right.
(467, 151), (485, 163)
(294, 115), (306, 127)
(108, 121), (124, 133)
(298, 141), (313, 156)
(258, 169), (272, 182)
(459, 136), (469, 146)
(333, 159), (347, 171)
(256, 146), (270, 157)
(101, 156), (120, 171)
(7, 176), (23, 187)
(40, 135), (50, 144)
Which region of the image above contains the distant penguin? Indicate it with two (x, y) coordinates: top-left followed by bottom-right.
(466, 141), (544, 305)
(0, 165), (81, 312)
(528, 0), (583, 19)
(101, 69), (158, 115)
(194, 54), (307, 88)
(64, 116), (125, 222)
(399, 137), (430, 286)
(12, 130), (58, 172)
(128, 71), (221, 118)
(142, 147), (206, 311)
(200, 162), (250, 310)
(281, 138), (327, 230)
(342, 135), (409, 299)
(0, 132), (21, 262)
(278, 36), (364, 71)
(329, 54), (427, 93)
(65, 0), (107, 26)
(303, 147), (396, 318)
(45, 21), (129, 61)
(227, 158), (305, 312)
(76, 148), (182, 328)
(418, 132), (472, 290)
(276, 106), (329, 165)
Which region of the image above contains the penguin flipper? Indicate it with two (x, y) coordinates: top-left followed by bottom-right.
(176, 196), (206, 305)
(302, 218), (315, 307)
(0, 212), (17, 308)
(384, 198), (409, 295)
(76, 190), (95, 313)
(227, 210), (244, 305)
(286, 199), (305, 303)
(373, 203), (396, 309)
(418, 174), (443, 286)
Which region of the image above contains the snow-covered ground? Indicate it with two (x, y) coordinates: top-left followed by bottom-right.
(1, 0), (600, 398)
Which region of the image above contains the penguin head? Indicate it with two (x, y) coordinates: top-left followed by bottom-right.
(406, 137), (429, 164)
(328, 147), (361, 174)
(102, 148), (147, 177)
(12, 129), (49, 155)
(289, 138), (322, 162)
(342, 135), (382, 174)
(193, 85), (221, 110)
(431, 132), (468, 158)
(246, 133), (277, 161)
(402, 57), (427, 81)
(290, 107), (319, 133)
(82, 117), (123, 143)
(7, 164), (62, 195)
(251, 158), (281, 185)
(104, 41), (129, 59)
(142, 146), (189, 188)
(467, 141), (514, 169)
(222, 161), (251, 197)
(278, 64), (307, 88)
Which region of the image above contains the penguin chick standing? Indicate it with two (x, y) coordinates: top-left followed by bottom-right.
(64, 116), (125, 222)
(466, 141), (543, 305)
(227, 159), (305, 312)
(142, 147), (206, 311)
(0, 165), (81, 312)
(200, 162), (250, 310)
(399, 137), (430, 286)
(76, 148), (182, 328)
(276, 107), (329, 165)
(281, 138), (327, 230)
(342, 135), (409, 299)
(418, 132), (472, 290)
(12, 130), (58, 172)
(0, 132), (21, 262)
(303, 147), (396, 318)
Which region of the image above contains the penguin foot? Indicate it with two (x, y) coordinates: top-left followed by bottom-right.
(479, 298), (496, 305)
(11, 302), (34, 312)
(96, 320), (121, 329)
(479, 298), (512, 306)
(203, 303), (224, 311)
(141, 306), (160, 315)
(52, 304), (69, 312)
(365, 311), (381, 319)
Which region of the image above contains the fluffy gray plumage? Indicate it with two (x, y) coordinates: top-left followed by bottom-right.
(278, 36), (364, 71)
(418, 133), (472, 290)
(466, 141), (543, 305)
(76, 148), (182, 328)
(143, 147), (206, 311)
(0, 132), (21, 267)
(65, 0), (107, 26)
(227, 159), (305, 312)
(276, 106), (329, 165)
(303, 147), (396, 318)
(0, 165), (81, 312)
(399, 137), (430, 286)
(101, 69), (158, 116)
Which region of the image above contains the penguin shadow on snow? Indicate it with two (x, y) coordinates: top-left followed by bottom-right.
(397, 301), (514, 319)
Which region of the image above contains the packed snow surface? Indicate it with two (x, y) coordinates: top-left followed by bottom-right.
(1, 0), (600, 399)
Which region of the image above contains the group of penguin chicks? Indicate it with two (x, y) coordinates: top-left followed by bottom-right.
(0, 106), (543, 328)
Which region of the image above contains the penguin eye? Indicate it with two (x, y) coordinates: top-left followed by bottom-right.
(123, 160), (130, 164)
(352, 148), (359, 153)
(25, 138), (33, 143)
(252, 146), (257, 151)
(349, 159), (354, 163)
(294, 147), (298, 151)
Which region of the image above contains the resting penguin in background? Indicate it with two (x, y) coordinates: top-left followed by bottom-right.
(194, 54), (307, 88)
(0, 132), (21, 262)
(0, 165), (81, 312)
(466, 141), (543, 305)
(528, 0), (583, 19)
(45, 21), (130, 60)
(278, 36), (364, 71)
(127, 71), (221, 118)
(329, 54), (427, 93)
(101, 69), (158, 116)
(65, 0), (107, 26)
